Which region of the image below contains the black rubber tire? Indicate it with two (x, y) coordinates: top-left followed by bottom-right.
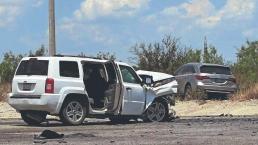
(60, 98), (87, 126)
(21, 111), (47, 126)
(184, 85), (192, 100)
(143, 100), (169, 122)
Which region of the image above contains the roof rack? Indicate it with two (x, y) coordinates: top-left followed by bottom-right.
(53, 54), (100, 60)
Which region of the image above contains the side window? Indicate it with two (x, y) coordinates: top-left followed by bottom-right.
(175, 67), (183, 75)
(190, 66), (196, 73)
(119, 65), (141, 84)
(105, 63), (117, 84)
(184, 65), (196, 74)
(59, 61), (79, 78)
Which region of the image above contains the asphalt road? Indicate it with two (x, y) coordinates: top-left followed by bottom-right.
(0, 116), (258, 145)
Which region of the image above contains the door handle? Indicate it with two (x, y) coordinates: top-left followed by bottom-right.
(126, 87), (132, 91)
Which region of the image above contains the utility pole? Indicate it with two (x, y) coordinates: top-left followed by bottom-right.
(49, 0), (56, 56)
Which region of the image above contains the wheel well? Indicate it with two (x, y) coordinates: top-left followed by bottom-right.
(61, 93), (89, 114)
(154, 96), (169, 105)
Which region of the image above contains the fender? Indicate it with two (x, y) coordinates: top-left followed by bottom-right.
(144, 88), (156, 111)
(144, 87), (174, 112)
(55, 87), (88, 114)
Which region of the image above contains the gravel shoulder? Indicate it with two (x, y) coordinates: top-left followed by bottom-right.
(1, 100), (258, 119)
(0, 116), (258, 145)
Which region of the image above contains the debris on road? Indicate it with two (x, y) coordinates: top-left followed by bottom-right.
(219, 114), (233, 117)
(33, 130), (65, 144)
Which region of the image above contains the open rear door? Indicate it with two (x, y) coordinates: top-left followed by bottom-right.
(104, 61), (123, 115)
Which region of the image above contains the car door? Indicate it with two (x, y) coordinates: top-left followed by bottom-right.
(118, 65), (146, 115)
(104, 61), (123, 115)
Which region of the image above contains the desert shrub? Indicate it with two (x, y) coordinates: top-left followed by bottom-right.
(231, 83), (258, 101)
(0, 83), (11, 102)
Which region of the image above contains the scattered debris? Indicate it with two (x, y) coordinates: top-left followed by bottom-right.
(33, 130), (65, 144)
(66, 133), (96, 138)
(219, 113), (233, 117)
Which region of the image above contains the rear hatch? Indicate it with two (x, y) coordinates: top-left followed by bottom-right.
(12, 58), (49, 98)
(199, 65), (236, 86)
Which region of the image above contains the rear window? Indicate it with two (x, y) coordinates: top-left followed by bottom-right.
(16, 59), (49, 76)
(200, 66), (231, 75)
(59, 61), (79, 78)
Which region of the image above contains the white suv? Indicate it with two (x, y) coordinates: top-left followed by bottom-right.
(8, 56), (175, 125)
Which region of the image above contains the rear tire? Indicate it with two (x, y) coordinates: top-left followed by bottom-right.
(21, 111), (47, 126)
(184, 85), (192, 100)
(60, 98), (87, 125)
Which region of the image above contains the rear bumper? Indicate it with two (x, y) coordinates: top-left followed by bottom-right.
(7, 93), (60, 115)
(197, 85), (237, 94)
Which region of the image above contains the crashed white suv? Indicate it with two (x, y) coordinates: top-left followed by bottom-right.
(8, 56), (175, 125)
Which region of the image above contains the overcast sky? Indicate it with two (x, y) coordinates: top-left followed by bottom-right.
(0, 0), (258, 62)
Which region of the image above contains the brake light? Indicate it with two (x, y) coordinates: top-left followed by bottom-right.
(45, 78), (54, 93)
(195, 75), (209, 80)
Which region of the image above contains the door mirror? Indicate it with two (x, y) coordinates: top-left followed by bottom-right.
(139, 75), (153, 86)
(145, 77), (152, 85)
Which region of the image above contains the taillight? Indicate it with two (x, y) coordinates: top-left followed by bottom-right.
(45, 78), (54, 93)
(195, 75), (209, 80)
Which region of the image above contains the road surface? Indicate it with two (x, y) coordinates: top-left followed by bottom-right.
(0, 116), (258, 145)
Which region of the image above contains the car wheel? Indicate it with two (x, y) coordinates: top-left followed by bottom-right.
(60, 99), (86, 125)
(184, 85), (192, 100)
(21, 111), (47, 126)
(144, 101), (168, 122)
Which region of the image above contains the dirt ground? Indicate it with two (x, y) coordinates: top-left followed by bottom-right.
(0, 101), (258, 144)
(1, 100), (258, 119)
(0, 116), (258, 145)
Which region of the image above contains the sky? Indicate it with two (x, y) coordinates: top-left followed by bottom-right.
(0, 0), (258, 63)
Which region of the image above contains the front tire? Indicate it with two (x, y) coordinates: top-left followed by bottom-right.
(21, 111), (47, 126)
(60, 99), (86, 125)
(144, 101), (168, 122)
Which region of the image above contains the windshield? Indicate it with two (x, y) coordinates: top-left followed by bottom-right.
(200, 66), (231, 75)
(16, 59), (49, 76)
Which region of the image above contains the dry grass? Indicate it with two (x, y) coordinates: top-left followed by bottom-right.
(232, 84), (258, 101)
(0, 83), (11, 102)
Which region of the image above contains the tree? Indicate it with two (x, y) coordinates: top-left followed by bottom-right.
(96, 52), (116, 60)
(0, 52), (23, 83)
(29, 45), (48, 57)
(0, 45), (47, 83)
(202, 45), (224, 64)
(202, 37), (224, 64)
(233, 40), (258, 88)
(131, 35), (201, 74)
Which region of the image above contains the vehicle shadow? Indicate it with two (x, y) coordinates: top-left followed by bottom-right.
(13, 119), (146, 128)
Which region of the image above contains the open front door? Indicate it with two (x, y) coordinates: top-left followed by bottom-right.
(104, 61), (123, 114)
(119, 65), (146, 115)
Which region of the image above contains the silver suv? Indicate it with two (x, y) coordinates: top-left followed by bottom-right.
(175, 63), (237, 99)
(8, 56), (175, 125)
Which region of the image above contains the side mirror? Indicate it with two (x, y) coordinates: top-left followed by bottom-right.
(141, 75), (153, 86)
(145, 77), (152, 85)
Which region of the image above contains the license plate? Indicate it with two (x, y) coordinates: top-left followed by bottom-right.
(23, 83), (31, 91)
(214, 79), (226, 83)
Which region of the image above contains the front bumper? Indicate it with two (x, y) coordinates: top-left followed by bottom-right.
(8, 93), (60, 115)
